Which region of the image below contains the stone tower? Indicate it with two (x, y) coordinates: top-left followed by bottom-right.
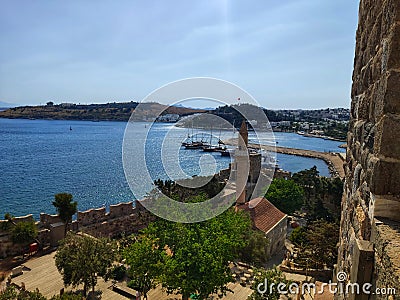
(235, 120), (249, 205)
(234, 120), (262, 204)
(336, 0), (400, 298)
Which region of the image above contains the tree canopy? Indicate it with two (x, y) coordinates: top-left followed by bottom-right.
(11, 221), (38, 245)
(55, 233), (115, 296)
(248, 267), (291, 300)
(124, 202), (252, 300)
(265, 178), (304, 214)
(291, 220), (339, 269)
(0, 285), (46, 300)
(124, 235), (164, 299)
(52, 193), (77, 236)
(239, 229), (270, 267)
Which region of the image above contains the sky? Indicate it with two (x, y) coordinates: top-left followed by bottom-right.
(0, 0), (359, 109)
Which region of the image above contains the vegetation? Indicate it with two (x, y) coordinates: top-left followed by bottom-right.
(0, 102), (203, 121)
(0, 286), (46, 300)
(109, 265), (127, 281)
(291, 166), (343, 221)
(239, 229), (270, 267)
(55, 233), (115, 296)
(289, 226), (307, 247)
(11, 221), (38, 245)
(290, 220), (339, 269)
(49, 292), (85, 300)
(154, 176), (225, 200)
(264, 178), (304, 214)
(247, 267), (291, 300)
(124, 198), (251, 300)
(124, 236), (163, 299)
(1, 213), (14, 231)
(52, 193), (77, 237)
(0, 286), (82, 300)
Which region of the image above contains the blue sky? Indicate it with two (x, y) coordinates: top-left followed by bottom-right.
(0, 0), (359, 109)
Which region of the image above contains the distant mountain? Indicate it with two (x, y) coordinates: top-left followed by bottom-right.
(172, 103), (216, 110)
(0, 101), (19, 108)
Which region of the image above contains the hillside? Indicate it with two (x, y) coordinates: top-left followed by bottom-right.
(0, 102), (204, 121)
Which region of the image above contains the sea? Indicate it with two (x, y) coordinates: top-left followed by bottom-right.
(0, 118), (345, 218)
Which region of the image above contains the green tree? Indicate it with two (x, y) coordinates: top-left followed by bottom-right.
(139, 207), (251, 300)
(124, 235), (164, 299)
(239, 229), (270, 267)
(0, 285), (47, 300)
(248, 267), (290, 300)
(265, 178), (304, 214)
(292, 166), (320, 206)
(11, 221), (38, 245)
(0, 285), (17, 300)
(1, 213), (15, 231)
(55, 233), (115, 296)
(289, 226), (307, 247)
(52, 193), (77, 237)
(294, 220), (339, 269)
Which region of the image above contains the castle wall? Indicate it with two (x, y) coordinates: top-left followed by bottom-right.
(0, 201), (153, 258)
(337, 0), (400, 298)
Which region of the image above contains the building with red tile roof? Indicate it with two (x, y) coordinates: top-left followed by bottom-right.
(236, 197), (287, 258)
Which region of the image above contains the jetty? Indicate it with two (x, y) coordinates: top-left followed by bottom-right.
(224, 138), (346, 178)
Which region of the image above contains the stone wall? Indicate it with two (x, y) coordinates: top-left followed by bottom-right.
(337, 0), (400, 298)
(265, 215), (287, 259)
(78, 201), (154, 238)
(0, 201), (153, 258)
(77, 207), (108, 226)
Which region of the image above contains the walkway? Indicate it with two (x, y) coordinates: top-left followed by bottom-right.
(9, 252), (252, 300)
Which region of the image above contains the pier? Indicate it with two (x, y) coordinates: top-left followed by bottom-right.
(225, 139), (346, 178)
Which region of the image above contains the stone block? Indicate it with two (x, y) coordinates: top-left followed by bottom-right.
(374, 114), (400, 159)
(373, 195), (400, 222)
(349, 239), (374, 300)
(12, 266), (23, 277)
(383, 70), (400, 115)
(357, 91), (371, 121)
(369, 156), (400, 195)
(387, 23), (400, 70)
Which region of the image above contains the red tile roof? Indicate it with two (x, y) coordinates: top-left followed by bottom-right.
(236, 197), (286, 233)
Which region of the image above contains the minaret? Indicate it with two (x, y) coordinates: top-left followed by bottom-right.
(235, 120), (249, 205)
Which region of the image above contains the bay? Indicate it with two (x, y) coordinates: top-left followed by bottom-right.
(0, 119), (344, 218)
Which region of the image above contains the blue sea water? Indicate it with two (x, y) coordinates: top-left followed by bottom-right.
(0, 119), (344, 218)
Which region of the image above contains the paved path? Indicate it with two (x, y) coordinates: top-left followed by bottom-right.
(9, 252), (253, 300)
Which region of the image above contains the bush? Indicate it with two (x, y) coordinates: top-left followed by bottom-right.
(50, 292), (84, 300)
(110, 265), (126, 281)
(289, 226), (307, 247)
(11, 221), (38, 245)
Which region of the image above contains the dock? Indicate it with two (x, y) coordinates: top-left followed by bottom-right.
(224, 139), (346, 178)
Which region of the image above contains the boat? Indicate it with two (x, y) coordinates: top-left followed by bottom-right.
(220, 149), (231, 157)
(184, 141), (206, 149)
(202, 144), (215, 152)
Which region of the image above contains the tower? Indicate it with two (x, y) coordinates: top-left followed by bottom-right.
(235, 120), (249, 205)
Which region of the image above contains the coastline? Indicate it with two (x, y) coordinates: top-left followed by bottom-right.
(225, 138), (346, 178)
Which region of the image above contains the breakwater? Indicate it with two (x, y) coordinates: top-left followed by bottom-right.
(225, 138), (345, 178)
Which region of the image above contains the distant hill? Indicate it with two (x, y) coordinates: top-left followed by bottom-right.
(0, 102), (205, 121)
(0, 101), (19, 109)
